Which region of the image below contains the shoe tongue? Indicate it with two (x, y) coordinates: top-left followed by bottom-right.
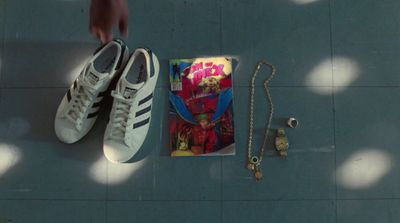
(119, 78), (144, 99)
(84, 64), (108, 86)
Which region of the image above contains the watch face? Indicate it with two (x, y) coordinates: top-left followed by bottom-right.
(276, 139), (288, 150)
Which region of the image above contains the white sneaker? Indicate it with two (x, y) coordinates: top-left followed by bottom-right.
(103, 48), (160, 163)
(55, 39), (129, 144)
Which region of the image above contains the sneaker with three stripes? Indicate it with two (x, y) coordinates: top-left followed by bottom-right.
(103, 48), (159, 163)
(55, 39), (129, 144)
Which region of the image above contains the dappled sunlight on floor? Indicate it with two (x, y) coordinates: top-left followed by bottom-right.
(336, 148), (392, 189)
(89, 156), (148, 185)
(65, 56), (92, 85)
(0, 144), (21, 178)
(333, 57), (360, 92)
(291, 0), (320, 5)
(306, 57), (359, 95)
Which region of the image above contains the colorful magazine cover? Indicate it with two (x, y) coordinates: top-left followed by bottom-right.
(169, 57), (235, 156)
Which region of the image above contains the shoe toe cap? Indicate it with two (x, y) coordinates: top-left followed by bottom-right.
(103, 140), (137, 163)
(54, 118), (81, 144)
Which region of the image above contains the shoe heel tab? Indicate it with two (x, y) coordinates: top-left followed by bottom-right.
(112, 38), (126, 46)
(116, 44), (129, 70)
(137, 47), (152, 55)
(93, 39), (127, 56)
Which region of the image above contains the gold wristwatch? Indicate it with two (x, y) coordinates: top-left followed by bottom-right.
(275, 128), (289, 157)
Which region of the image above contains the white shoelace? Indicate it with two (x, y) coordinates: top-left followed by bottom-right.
(109, 91), (135, 141)
(65, 80), (97, 130)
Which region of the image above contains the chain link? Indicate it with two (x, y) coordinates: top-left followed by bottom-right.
(247, 60), (276, 164)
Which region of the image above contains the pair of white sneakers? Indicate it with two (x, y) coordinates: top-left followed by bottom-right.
(54, 39), (159, 163)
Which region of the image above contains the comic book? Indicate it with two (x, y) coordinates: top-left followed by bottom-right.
(169, 57), (235, 156)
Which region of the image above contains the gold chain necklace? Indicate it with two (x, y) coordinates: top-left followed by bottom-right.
(246, 60), (276, 181)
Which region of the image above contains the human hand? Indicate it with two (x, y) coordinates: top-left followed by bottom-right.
(90, 0), (129, 43)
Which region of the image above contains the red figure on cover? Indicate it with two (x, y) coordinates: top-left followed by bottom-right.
(192, 114), (218, 154)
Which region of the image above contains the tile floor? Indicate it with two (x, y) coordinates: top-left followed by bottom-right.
(0, 0), (399, 222)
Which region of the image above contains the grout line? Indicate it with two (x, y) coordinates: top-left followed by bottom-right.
(220, 155), (223, 223)
(237, 85), (400, 89)
(3, 85), (400, 90)
(333, 198), (400, 201)
(0, 86), (169, 90)
(332, 86), (338, 219)
(171, 0), (176, 48)
(105, 199), (109, 223)
(105, 153), (109, 222)
(1, 198), (398, 202)
(327, 0), (338, 223)
(219, 0), (223, 56)
(105, 199), (223, 202)
(95, 198), (343, 202)
(0, 198), (107, 202)
(0, 1), (6, 88)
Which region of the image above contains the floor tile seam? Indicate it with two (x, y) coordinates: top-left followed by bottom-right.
(2, 85), (400, 90)
(2, 198), (399, 202)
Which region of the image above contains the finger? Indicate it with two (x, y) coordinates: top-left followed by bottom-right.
(90, 27), (102, 42)
(118, 0), (129, 37)
(119, 17), (128, 37)
(99, 30), (113, 43)
(90, 26), (99, 37)
(99, 32), (106, 44)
